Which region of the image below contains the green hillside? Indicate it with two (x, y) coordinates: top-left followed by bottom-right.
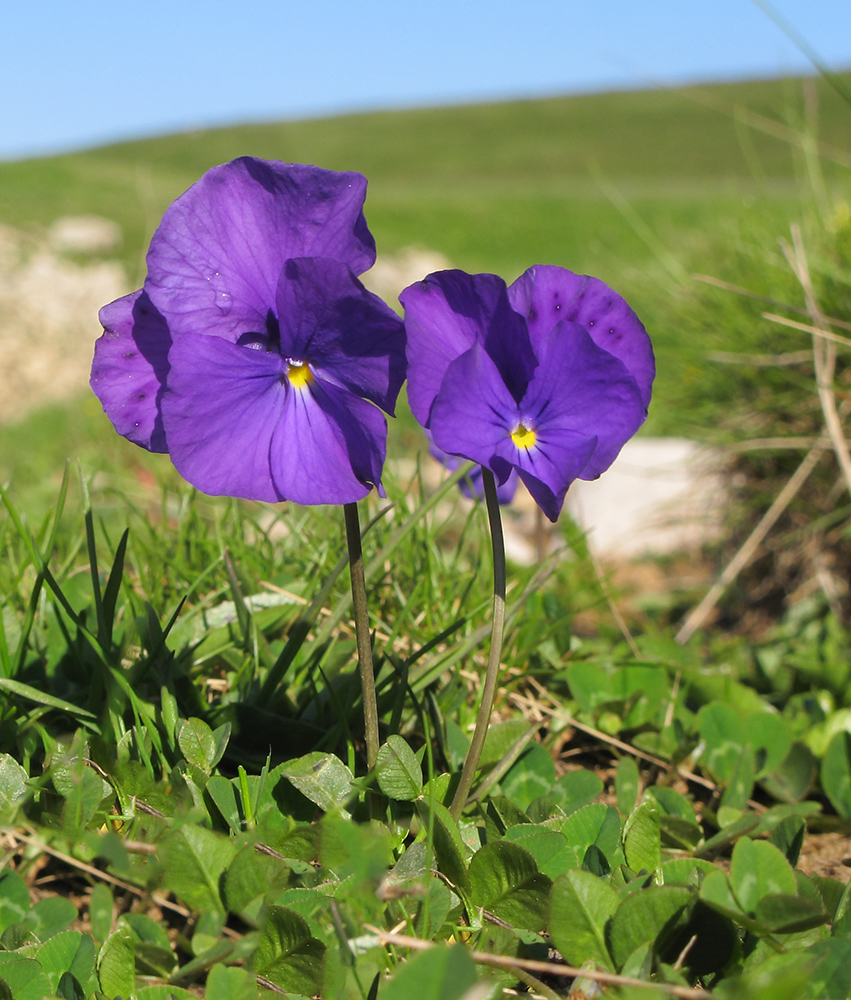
(3, 72), (849, 282)
(1, 70), (849, 448)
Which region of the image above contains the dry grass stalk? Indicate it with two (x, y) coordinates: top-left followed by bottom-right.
(678, 224), (851, 642)
(676, 430), (831, 642)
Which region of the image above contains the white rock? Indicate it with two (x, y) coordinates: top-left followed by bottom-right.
(566, 438), (727, 559)
(360, 246), (451, 306)
(48, 215), (122, 255)
(0, 223), (128, 422)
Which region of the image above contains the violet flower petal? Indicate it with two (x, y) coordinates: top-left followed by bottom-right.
(145, 158), (376, 343)
(269, 378), (387, 506)
(90, 290), (171, 452)
(162, 333), (385, 504)
(428, 342), (520, 484)
(401, 270), (533, 426)
(275, 257), (406, 414)
(508, 265), (655, 408)
(519, 320), (647, 481)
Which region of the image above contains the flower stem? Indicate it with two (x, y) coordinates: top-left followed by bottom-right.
(344, 501), (379, 771)
(450, 468), (506, 820)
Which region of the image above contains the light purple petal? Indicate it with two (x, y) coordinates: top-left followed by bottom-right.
(269, 379), (386, 506)
(145, 158), (376, 343)
(90, 290), (171, 452)
(161, 333), (385, 504)
(275, 257), (406, 414)
(401, 270), (533, 426)
(519, 320), (647, 482)
(428, 343), (520, 479)
(508, 265), (655, 409)
(162, 333), (288, 501)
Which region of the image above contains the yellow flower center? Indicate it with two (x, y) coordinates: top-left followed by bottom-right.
(511, 423), (536, 449)
(286, 361), (314, 389)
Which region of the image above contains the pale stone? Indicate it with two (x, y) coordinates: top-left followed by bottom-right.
(360, 246), (451, 307)
(566, 438), (727, 559)
(0, 222), (129, 423)
(48, 215), (122, 254)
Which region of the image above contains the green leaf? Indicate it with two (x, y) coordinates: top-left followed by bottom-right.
(833, 879), (851, 936)
(59, 767), (107, 835)
(205, 963), (259, 1000)
(469, 841), (552, 930)
(381, 944), (477, 1000)
(56, 971), (85, 1000)
(659, 858), (717, 885)
(210, 722), (232, 770)
(761, 741), (816, 803)
(561, 803), (621, 864)
(551, 769), (603, 815)
(415, 799), (471, 897)
(178, 717), (217, 775)
(608, 885), (693, 970)
(37, 930), (96, 992)
(0, 871), (30, 933)
(622, 801), (661, 874)
(97, 925), (135, 1000)
(613, 666), (669, 727)
(809, 938), (851, 1000)
(565, 662), (613, 713)
(697, 702), (744, 782)
(0, 678), (97, 721)
(253, 905), (325, 996)
(548, 868), (618, 970)
(647, 786), (695, 821)
(224, 841), (289, 913)
(729, 837), (797, 915)
(25, 896), (77, 940)
(376, 736), (423, 800)
(0, 754), (28, 818)
(136, 987), (198, 999)
(158, 823), (237, 912)
(501, 743), (555, 810)
(746, 713), (793, 779)
(207, 775), (244, 834)
(88, 884), (114, 943)
(699, 868), (760, 932)
(0, 959), (52, 1000)
(695, 811), (760, 856)
(281, 752), (355, 813)
(503, 825), (579, 879)
(659, 815), (703, 851)
(120, 913), (172, 953)
(720, 744), (755, 814)
(822, 731), (851, 818)
(480, 719), (534, 768)
(754, 893), (828, 934)
(615, 756), (640, 815)
(0, 977), (11, 1000)
(768, 814), (806, 867)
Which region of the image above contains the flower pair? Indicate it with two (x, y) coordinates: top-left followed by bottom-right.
(92, 157), (654, 520)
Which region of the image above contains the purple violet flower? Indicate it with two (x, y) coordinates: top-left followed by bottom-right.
(91, 157), (406, 505)
(401, 266), (655, 522)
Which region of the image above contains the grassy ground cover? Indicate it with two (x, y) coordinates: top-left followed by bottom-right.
(2, 71), (851, 999)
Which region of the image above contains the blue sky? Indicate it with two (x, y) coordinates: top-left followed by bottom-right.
(3, 0), (850, 161)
